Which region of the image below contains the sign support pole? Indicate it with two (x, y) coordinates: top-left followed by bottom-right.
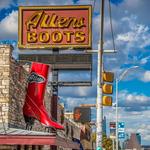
(116, 79), (118, 150)
(50, 49), (59, 150)
(96, 0), (104, 149)
(113, 139), (115, 150)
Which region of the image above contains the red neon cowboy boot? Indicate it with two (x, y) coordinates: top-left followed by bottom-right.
(23, 62), (64, 130)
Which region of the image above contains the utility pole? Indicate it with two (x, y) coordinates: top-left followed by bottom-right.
(96, 0), (104, 149)
(116, 78), (119, 150)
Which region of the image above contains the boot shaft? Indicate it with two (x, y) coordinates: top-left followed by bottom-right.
(26, 62), (50, 105)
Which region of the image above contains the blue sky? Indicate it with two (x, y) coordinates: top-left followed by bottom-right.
(0, 0), (150, 145)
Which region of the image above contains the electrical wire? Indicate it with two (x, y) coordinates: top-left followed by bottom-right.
(108, 0), (116, 51)
(92, 0), (96, 13)
(26, 0), (29, 5)
(89, 0), (96, 13)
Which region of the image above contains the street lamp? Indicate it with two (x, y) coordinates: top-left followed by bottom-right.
(115, 66), (139, 150)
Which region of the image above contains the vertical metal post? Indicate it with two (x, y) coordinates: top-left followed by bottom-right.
(116, 79), (118, 150)
(51, 49), (59, 150)
(112, 138), (115, 150)
(96, 0), (104, 149)
(52, 48), (59, 118)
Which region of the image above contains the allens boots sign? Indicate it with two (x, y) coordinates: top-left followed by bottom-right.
(18, 5), (92, 49)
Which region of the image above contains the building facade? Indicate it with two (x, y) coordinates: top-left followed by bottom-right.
(0, 45), (81, 150)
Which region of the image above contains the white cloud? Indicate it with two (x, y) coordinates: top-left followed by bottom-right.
(0, 11), (18, 40)
(18, 0), (74, 6)
(141, 71), (150, 82)
(76, 0), (95, 6)
(144, 134), (150, 141)
(0, 0), (13, 9)
(116, 23), (150, 49)
(102, 0), (150, 76)
(119, 90), (150, 106)
(140, 56), (150, 65)
(61, 97), (95, 111)
(48, 0), (73, 5)
(124, 0), (141, 8)
(126, 93), (149, 103)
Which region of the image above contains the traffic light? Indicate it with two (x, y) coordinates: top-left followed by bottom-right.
(102, 71), (114, 106)
(103, 71), (114, 82)
(102, 84), (113, 94)
(102, 96), (112, 106)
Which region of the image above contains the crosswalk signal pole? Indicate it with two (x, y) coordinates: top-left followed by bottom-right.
(96, 0), (104, 149)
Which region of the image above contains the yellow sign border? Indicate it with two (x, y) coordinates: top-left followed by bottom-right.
(18, 5), (92, 50)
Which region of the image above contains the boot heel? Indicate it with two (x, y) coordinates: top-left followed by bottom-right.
(24, 115), (35, 124)
(24, 115), (35, 130)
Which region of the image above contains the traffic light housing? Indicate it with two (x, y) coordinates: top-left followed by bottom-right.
(103, 71), (114, 82)
(102, 83), (113, 94)
(102, 96), (112, 106)
(102, 71), (114, 106)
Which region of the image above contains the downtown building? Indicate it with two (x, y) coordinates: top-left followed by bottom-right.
(124, 133), (141, 150)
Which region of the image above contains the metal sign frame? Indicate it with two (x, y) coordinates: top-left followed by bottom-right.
(18, 53), (92, 86)
(18, 53), (92, 70)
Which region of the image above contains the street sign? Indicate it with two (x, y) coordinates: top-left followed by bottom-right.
(118, 122), (125, 129)
(96, 146), (102, 150)
(118, 132), (125, 139)
(118, 128), (125, 132)
(109, 122), (116, 139)
(110, 128), (116, 139)
(109, 122), (116, 129)
(118, 122), (125, 139)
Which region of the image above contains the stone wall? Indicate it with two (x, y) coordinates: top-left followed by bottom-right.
(0, 45), (52, 131)
(9, 60), (28, 129)
(0, 45), (12, 128)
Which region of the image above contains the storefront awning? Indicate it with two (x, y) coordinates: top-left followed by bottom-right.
(0, 128), (79, 149)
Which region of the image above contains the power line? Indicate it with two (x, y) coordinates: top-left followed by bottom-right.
(93, 0), (96, 13)
(108, 0), (116, 51)
(89, 0), (96, 13)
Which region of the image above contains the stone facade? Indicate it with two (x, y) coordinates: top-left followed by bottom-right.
(0, 45), (12, 128)
(0, 45), (52, 131)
